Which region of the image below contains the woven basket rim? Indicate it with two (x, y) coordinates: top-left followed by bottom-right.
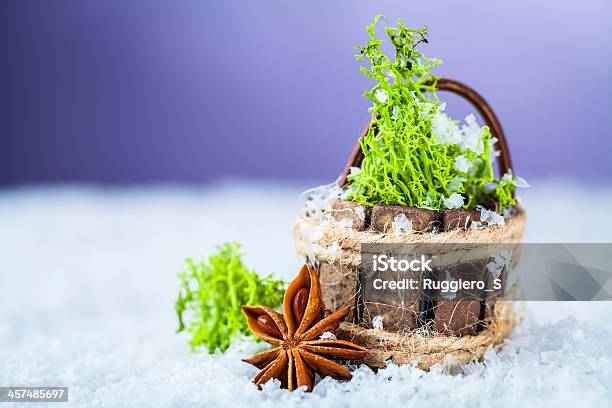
(294, 209), (527, 269)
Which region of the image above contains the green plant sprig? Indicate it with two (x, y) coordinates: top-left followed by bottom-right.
(175, 242), (285, 353)
(346, 16), (516, 210)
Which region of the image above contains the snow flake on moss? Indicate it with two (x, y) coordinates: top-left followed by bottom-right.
(431, 104), (461, 146)
(349, 167), (362, 177)
(501, 171), (530, 189)
(461, 114), (485, 154)
(489, 136), (501, 160)
(448, 176), (467, 192)
(391, 105), (401, 121)
(432, 106), (485, 155)
(375, 88), (388, 103)
(453, 155), (472, 173)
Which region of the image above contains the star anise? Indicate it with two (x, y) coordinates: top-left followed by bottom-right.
(241, 264), (367, 391)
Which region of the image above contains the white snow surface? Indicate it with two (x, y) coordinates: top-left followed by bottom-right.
(1, 180), (612, 407)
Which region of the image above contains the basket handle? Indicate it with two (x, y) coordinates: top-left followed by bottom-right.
(338, 78), (513, 187)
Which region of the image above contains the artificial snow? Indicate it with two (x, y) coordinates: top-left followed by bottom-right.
(460, 114), (485, 154)
(391, 213), (413, 233)
(348, 166), (362, 177)
(374, 88), (388, 103)
(327, 242), (339, 263)
(320, 332), (337, 340)
(515, 177), (530, 188)
(391, 105), (401, 121)
(431, 104), (484, 154)
(431, 103), (461, 146)
(372, 315), (385, 330)
(448, 176), (467, 193)
(443, 193), (465, 209)
(441, 271), (457, 300)
(335, 218), (354, 229)
(453, 155), (472, 173)
(479, 206), (506, 226)
(354, 206), (366, 221)
(299, 181), (342, 222)
(486, 248), (513, 280)
(489, 136), (502, 161)
(300, 222), (322, 267)
(502, 171), (530, 189)
(1, 181), (612, 407)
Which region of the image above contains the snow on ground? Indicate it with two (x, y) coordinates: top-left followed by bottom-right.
(0, 180), (611, 407)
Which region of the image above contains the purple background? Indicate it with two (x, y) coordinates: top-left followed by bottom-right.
(2, 0), (611, 185)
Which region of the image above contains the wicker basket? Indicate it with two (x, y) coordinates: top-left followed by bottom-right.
(294, 78), (526, 370)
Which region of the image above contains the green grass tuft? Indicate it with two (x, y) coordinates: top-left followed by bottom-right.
(345, 16), (516, 210)
(175, 242), (285, 353)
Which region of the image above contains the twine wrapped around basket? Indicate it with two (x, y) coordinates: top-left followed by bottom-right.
(294, 78), (526, 370)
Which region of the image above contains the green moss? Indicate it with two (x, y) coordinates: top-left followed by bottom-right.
(175, 242), (285, 353)
(345, 16), (516, 210)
